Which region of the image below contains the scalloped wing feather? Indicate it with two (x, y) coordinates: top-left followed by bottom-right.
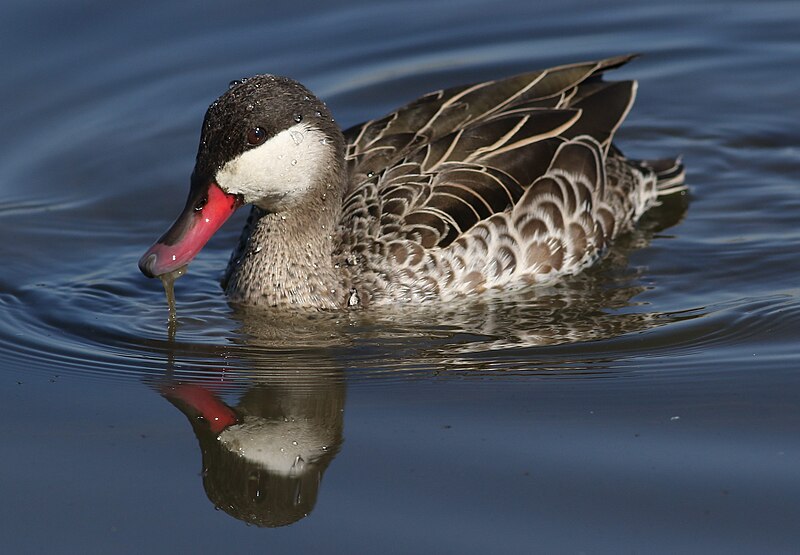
(335, 55), (685, 304)
(359, 136), (659, 302)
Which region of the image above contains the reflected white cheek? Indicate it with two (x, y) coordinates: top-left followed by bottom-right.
(218, 417), (331, 475)
(215, 123), (331, 210)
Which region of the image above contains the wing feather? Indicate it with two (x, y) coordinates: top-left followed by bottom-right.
(339, 55), (661, 268)
(343, 55), (637, 186)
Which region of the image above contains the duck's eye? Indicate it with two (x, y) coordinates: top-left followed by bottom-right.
(246, 127), (267, 146)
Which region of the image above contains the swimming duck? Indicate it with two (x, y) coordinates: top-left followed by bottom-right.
(139, 54), (684, 309)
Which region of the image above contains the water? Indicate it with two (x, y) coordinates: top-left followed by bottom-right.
(1, 0), (799, 552)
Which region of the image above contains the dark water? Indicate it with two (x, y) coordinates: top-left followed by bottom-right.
(2, 0), (799, 552)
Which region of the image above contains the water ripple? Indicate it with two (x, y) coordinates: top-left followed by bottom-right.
(2, 244), (796, 390)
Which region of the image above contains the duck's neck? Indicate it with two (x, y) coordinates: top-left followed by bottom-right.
(223, 181), (346, 309)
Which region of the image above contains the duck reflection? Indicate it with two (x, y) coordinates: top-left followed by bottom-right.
(159, 362), (344, 528)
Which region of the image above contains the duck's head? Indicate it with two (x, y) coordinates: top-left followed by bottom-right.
(139, 75), (343, 278)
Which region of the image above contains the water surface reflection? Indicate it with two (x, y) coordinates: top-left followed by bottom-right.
(157, 357), (345, 527)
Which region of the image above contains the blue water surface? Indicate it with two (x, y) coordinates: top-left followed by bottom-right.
(1, 1), (799, 553)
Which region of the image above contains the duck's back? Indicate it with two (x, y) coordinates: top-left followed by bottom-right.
(336, 55), (685, 305)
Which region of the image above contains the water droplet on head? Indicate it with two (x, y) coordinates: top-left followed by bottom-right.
(367, 171), (375, 178)
(228, 77), (248, 90)
(294, 114), (303, 123)
(246, 104), (254, 112)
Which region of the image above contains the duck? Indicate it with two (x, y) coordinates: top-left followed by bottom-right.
(139, 54), (685, 309)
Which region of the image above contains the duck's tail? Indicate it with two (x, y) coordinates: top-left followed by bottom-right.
(637, 156), (687, 196)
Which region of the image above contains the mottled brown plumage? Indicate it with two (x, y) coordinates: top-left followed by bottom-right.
(322, 56), (684, 307)
(147, 56), (685, 309)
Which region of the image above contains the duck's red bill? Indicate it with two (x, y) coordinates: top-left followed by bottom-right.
(139, 182), (242, 278)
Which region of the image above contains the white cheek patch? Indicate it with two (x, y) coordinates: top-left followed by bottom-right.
(215, 122), (332, 210)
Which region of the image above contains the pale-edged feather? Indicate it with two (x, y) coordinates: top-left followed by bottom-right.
(334, 55), (685, 305)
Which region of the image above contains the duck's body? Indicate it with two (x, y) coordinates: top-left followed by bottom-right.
(140, 55), (684, 309)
